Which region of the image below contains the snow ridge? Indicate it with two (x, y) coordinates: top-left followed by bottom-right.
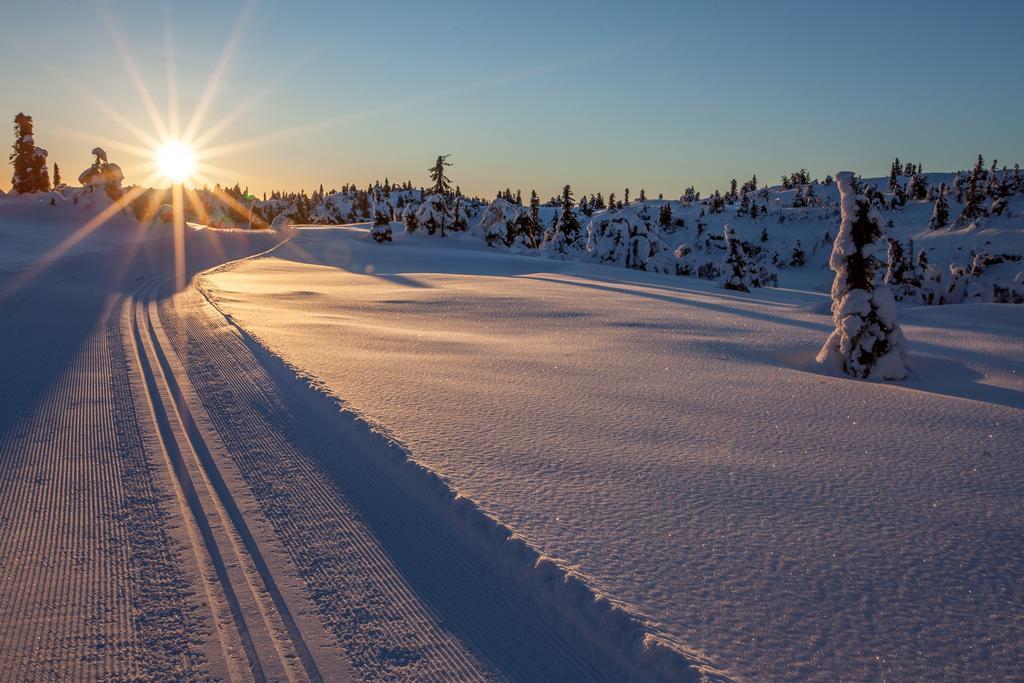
(195, 261), (733, 683)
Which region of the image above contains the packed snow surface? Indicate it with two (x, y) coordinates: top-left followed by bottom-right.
(203, 225), (1024, 681)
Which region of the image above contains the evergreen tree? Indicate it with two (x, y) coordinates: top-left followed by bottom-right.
(371, 194), (393, 243)
(907, 173), (928, 200)
(638, 188), (646, 202)
(955, 168), (988, 227)
(52, 162), (61, 188)
(760, 226), (769, 242)
(10, 113), (50, 193)
(556, 184), (580, 238)
(658, 203), (672, 228)
(816, 172), (909, 380)
(428, 154), (452, 196)
(525, 190), (543, 247)
(624, 188), (630, 205)
(721, 225), (752, 292)
(790, 240), (805, 267)
(928, 184), (949, 230)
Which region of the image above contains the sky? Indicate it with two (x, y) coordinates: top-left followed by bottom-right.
(2, 0), (1023, 199)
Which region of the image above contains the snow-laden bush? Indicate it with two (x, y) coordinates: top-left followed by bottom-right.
(76, 147), (124, 204)
(817, 172), (909, 380)
(585, 205), (675, 274)
(413, 193), (467, 236)
(480, 197), (527, 247)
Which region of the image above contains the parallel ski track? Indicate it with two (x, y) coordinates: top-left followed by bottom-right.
(170, 261), (631, 680)
(129, 276), (334, 682)
(0, 288), (207, 680)
(165, 280), (495, 680)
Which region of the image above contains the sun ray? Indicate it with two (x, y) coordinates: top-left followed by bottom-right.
(103, 9), (170, 141)
(190, 73), (293, 150)
(54, 127), (155, 161)
(164, 10), (181, 140)
(47, 74), (164, 151)
(183, 185), (212, 227)
(182, 0), (253, 144)
(0, 178), (160, 304)
(171, 183), (186, 290)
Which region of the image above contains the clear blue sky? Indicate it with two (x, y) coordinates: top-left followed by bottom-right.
(3, 0), (1023, 198)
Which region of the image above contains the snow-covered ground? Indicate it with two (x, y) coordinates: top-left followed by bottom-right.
(202, 224), (1024, 681)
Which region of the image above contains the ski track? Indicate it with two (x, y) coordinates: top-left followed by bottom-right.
(0, 222), (720, 681)
(0, 290), (208, 680)
(160, 260), (679, 681)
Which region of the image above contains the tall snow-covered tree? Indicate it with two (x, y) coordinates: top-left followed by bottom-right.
(816, 172), (909, 380)
(52, 162), (61, 188)
(928, 184), (949, 230)
(370, 194), (393, 243)
(720, 224), (752, 292)
(428, 154), (452, 196)
(10, 113), (50, 193)
(658, 203), (672, 228)
(541, 185), (583, 256)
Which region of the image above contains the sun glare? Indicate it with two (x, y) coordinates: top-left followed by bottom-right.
(155, 140), (197, 184)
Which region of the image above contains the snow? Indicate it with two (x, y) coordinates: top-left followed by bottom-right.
(202, 224), (1024, 681)
(0, 194), (139, 274)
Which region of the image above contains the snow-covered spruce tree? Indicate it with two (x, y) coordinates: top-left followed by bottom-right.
(907, 173), (929, 201)
(52, 162), (62, 189)
(428, 154), (452, 196)
(401, 202), (419, 233)
(720, 224), (752, 292)
(954, 162), (988, 228)
(10, 113), (50, 193)
(541, 185), (582, 257)
(370, 194), (393, 243)
(521, 190), (544, 248)
(790, 240), (806, 267)
(884, 238), (921, 302)
(816, 172), (909, 380)
(415, 192), (449, 236)
(928, 183), (949, 230)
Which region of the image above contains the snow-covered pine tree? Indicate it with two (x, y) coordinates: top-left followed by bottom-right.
(541, 185), (582, 256)
(52, 162), (61, 188)
(523, 190), (543, 248)
(720, 224), (752, 292)
(10, 113), (50, 193)
(884, 238), (921, 301)
(954, 169), (988, 228)
(928, 184), (949, 230)
(658, 203), (672, 228)
(370, 194), (393, 243)
(816, 172), (909, 380)
(907, 173), (929, 200)
(428, 154), (452, 196)
(790, 240), (805, 267)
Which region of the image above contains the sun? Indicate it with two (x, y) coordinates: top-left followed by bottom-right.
(155, 140), (197, 184)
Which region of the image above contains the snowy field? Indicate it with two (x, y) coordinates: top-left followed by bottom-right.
(201, 225), (1024, 681)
